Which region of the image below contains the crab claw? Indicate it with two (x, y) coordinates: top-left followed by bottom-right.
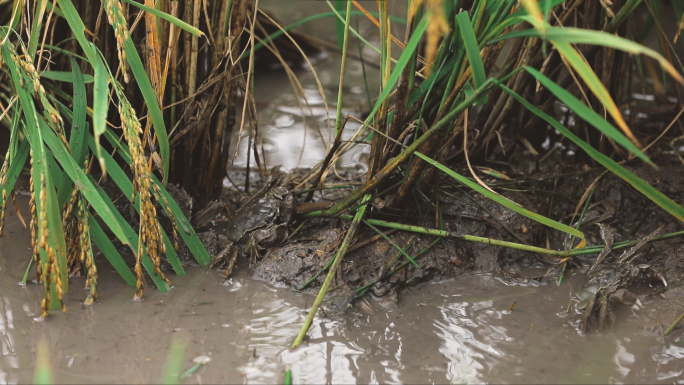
(657, 272), (668, 287)
(631, 298), (643, 311)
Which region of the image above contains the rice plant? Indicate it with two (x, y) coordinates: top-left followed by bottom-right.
(0, 0), (226, 315)
(291, 0), (684, 343)
(1, 0), (683, 331)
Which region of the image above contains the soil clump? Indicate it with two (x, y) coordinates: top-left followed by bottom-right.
(99, 154), (684, 335)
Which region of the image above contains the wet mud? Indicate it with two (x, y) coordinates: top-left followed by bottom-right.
(1, 168), (683, 383)
(2, 205), (683, 383)
(2, 1), (684, 381)
(245, 155), (684, 332)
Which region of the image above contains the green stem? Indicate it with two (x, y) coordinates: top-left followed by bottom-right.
(338, 215), (567, 255)
(334, 1), (353, 138)
(560, 187), (595, 286)
(363, 220), (419, 267)
(292, 194), (372, 349)
(664, 311), (684, 336)
(317, 79), (497, 218)
(356, 237), (442, 296)
(312, 215), (684, 258)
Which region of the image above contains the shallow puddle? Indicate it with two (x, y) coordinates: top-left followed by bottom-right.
(1, 196), (683, 384)
(2, 2), (683, 383)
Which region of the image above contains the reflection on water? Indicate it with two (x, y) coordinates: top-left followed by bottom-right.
(1, 198), (683, 383)
(1, 257), (684, 383)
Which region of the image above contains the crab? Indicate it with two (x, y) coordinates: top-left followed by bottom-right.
(210, 183), (297, 277)
(577, 263), (649, 333)
(574, 225), (668, 333)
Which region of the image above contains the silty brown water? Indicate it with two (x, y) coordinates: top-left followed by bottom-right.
(2, 2), (684, 383)
(1, 196), (683, 383)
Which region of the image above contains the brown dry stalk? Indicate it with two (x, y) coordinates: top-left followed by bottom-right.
(144, 0), (162, 99)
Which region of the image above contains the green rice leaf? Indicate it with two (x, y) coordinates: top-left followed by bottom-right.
(120, 0), (203, 37)
(57, 0), (97, 62)
(28, 0), (48, 58)
(363, 13), (430, 133)
(91, 43), (110, 175)
(2, 34), (68, 306)
(88, 215), (138, 287)
(121, 37), (170, 183)
(414, 152), (586, 245)
(499, 82), (684, 223)
(85, 133), (186, 276)
(86, 174), (171, 292)
(41, 70), (94, 83)
(525, 66), (653, 166)
(334, 0), (345, 51)
(493, 26), (684, 84)
(8, 0), (22, 31)
(101, 129), (212, 266)
(57, 58), (89, 206)
(483, 0), (566, 42)
(57, 0), (111, 177)
(457, 12), (487, 105)
(69, 57), (89, 167)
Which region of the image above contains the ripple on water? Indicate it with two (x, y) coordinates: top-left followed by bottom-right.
(2, 249), (683, 384)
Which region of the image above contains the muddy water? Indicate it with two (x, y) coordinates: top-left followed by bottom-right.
(230, 0), (394, 171)
(2, 4), (684, 384)
(1, 197), (683, 384)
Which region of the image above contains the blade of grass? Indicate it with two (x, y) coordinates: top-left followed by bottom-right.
(91, 43), (110, 175)
(334, 0), (345, 51)
(41, 71), (94, 83)
(292, 194), (372, 349)
(120, 0), (203, 36)
(101, 129), (211, 266)
(525, 66), (653, 166)
(358, 13), (430, 142)
(57, 0), (112, 178)
(57, 58), (88, 206)
(33, 339), (53, 385)
(457, 12), (486, 104)
(27, 0), (48, 58)
(161, 337), (187, 384)
(85, 133), (186, 276)
(493, 26), (684, 84)
(499, 82), (684, 223)
(88, 214), (137, 287)
(413, 151), (586, 245)
(363, 219), (419, 267)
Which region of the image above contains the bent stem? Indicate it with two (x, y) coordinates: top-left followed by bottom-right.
(664, 311), (684, 336)
(324, 215), (684, 258)
(292, 194), (371, 349)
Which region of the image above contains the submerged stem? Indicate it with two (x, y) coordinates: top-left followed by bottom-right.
(292, 194), (371, 349)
